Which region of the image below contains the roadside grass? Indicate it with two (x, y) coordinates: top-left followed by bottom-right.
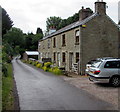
(2, 63), (14, 110)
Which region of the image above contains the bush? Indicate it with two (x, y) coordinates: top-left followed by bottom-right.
(48, 68), (53, 72)
(29, 60), (32, 64)
(36, 63), (42, 68)
(44, 62), (52, 68)
(2, 63), (8, 77)
(42, 66), (49, 71)
(22, 60), (27, 63)
(52, 67), (63, 75)
(35, 61), (39, 66)
(32, 61), (36, 66)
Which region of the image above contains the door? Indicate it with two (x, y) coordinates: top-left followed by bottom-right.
(57, 52), (60, 66)
(69, 53), (73, 70)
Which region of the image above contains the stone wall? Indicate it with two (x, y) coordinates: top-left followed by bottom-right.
(80, 14), (119, 74)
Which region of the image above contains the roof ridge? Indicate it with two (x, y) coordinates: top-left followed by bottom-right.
(42, 13), (98, 41)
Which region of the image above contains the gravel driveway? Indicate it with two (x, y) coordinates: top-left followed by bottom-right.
(61, 75), (119, 110)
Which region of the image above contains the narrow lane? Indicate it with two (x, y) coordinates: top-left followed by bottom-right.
(12, 59), (112, 110)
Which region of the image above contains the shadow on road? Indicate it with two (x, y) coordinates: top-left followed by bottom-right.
(95, 83), (120, 88)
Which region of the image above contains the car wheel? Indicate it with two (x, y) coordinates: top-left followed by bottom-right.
(110, 76), (120, 87)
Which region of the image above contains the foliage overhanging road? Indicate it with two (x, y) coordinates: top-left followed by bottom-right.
(12, 59), (112, 110)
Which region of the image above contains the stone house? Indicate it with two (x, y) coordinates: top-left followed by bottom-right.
(38, 0), (119, 75)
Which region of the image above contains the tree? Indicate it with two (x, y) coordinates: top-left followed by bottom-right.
(3, 27), (25, 56)
(24, 32), (43, 51)
(2, 8), (13, 35)
(36, 27), (43, 35)
(46, 13), (79, 31)
(46, 16), (62, 31)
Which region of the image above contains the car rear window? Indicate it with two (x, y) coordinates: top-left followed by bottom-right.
(92, 61), (102, 68)
(104, 61), (120, 68)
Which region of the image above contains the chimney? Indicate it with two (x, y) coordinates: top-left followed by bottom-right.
(79, 7), (93, 21)
(95, 0), (106, 15)
(49, 26), (56, 34)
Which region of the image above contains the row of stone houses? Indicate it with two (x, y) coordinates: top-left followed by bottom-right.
(38, 0), (119, 75)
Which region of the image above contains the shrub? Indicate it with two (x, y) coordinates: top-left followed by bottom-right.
(52, 67), (62, 75)
(35, 61), (39, 66)
(48, 68), (53, 72)
(22, 60), (27, 63)
(32, 61), (36, 66)
(42, 66), (49, 71)
(44, 62), (52, 68)
(29, 60), (32, 64)
(36, 63), (42, 68)
(2, 63), (8, 77)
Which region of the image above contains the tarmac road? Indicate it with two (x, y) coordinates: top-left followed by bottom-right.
(12, 59), (113, 110)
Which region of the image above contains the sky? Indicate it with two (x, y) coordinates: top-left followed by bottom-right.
(1, 0), (119, 34)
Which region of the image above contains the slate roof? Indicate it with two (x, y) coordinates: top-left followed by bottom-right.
(42, 13), (98, 41)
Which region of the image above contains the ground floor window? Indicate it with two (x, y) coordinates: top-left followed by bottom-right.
(62, 52), (66, 63)
(53, 52), (56, 62)
(76, 52), (79, 63)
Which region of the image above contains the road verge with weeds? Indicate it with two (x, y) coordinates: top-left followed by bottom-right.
(2, 63), (19, 110)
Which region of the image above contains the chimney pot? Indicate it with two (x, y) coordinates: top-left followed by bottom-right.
(82, 6), (84, 9)
(95, 1), (106, 15)
(79, 7), (93, 21)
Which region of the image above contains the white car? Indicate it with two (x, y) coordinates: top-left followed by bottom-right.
(88, 59), (120, 87)
(85, 57), (115, 75)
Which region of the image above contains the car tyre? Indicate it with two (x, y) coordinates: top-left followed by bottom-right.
(110, 76), (120, 87)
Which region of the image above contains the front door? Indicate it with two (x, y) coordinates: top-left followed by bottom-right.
(69, 53), (73, 70)
(57, 52), (60, 66)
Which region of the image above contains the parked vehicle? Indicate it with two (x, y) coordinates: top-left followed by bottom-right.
(85, 60), (98, 75)
(87, 59), (120, 87)
(85, 57), (116, 75)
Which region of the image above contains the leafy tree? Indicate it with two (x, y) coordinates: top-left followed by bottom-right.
(3, 27), (25, 56)
(3, 27), (25, 48)
(46, 13), (79, 31)
(2, 8), (13, 35)
(46, 16), (62, 31)
(24, 32), (43, 51)
(36, 27), (43, 35)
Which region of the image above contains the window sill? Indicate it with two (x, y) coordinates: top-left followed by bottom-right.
(62, 45), (66, 47)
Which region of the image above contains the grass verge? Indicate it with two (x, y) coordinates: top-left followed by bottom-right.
(2, 63), (14, 110)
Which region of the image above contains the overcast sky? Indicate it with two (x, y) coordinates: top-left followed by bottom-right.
(1, 0), (119, 34)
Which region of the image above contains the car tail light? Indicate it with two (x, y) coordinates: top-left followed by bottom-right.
(93, 70), (101, 75)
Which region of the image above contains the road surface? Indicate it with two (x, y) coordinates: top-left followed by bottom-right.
(12, 59), (112, 110)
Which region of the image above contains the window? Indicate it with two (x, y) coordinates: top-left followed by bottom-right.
(75, 30), (79, 45)
(53, 52), (56, 62)
(62, 34), (66, 46)
(48, 39), (50, 48)
(76, 52), (79, 63)
(92, 61), (102, 68)
(43, 41), (45, 49)
(62, 52), (66, 63)
(53, 37), (56, 48)
(104, 61), (120, 68)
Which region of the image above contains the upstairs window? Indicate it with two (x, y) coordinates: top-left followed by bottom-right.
(48, 39), (50, 48)
(62, 34), (66, 47)
(53, 37), (56, 48)
(62, 52), (66, 63)
(76, 52), (79, 63)
(75, 30), (79, 45)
